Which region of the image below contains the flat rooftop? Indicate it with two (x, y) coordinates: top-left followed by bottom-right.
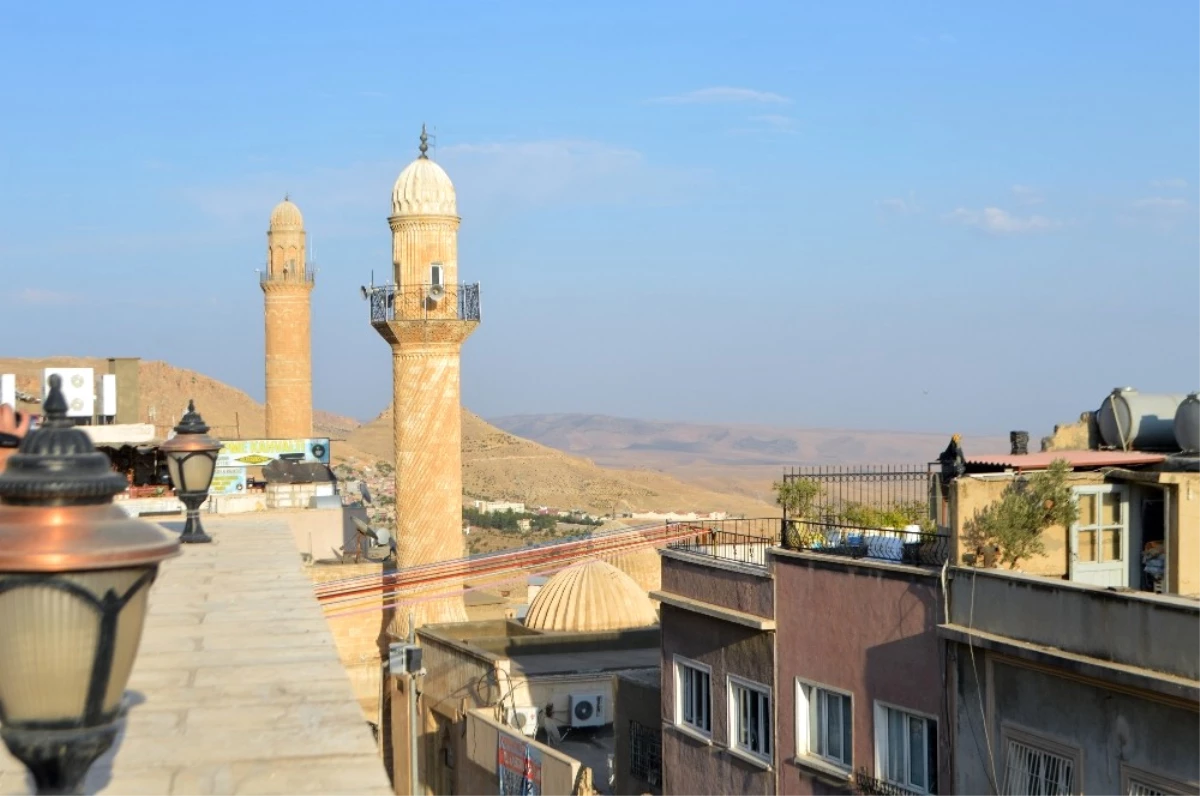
(0, 515), (390, 796)
(509, 647), (659, 677)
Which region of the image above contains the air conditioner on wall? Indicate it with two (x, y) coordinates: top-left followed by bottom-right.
(568, 693), (604, 728)
(506, 706), (539, 738)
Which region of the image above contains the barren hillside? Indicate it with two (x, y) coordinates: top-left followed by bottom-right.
(489, 413), (1013, 505)
(0, 357), (357, 442)
(347, 406), (776, 516)
(0, 358), (772, 516)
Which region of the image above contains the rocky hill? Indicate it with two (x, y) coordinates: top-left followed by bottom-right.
(0, 358), (773, 516)
(489, 413), (1012, 505)
(344, 406), (775, 516)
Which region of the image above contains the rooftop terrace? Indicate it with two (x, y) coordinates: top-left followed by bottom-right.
(0, 516), (390, 796)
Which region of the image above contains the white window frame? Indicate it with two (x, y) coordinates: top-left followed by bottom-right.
(795, 678), (853, 771)
(672, 655), (712, 738)
(873, 701), (938, 795)
(430, 262), (444, 286)
(727, 674), (772, 764)
(1000, 724), (1082, 796)
(1120, 762), (1197, 796)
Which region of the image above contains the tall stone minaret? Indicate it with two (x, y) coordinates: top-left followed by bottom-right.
(373, 126), (479, 627)
(261, 197), (314, 439)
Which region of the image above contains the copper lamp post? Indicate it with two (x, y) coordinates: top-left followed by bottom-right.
(0, 374), (180, 795)
(159, 401), (221, 544)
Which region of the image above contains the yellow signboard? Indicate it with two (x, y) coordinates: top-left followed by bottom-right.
(216, 438), (331, 468)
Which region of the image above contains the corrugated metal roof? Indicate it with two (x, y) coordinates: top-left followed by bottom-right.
(966, 450), (1167, 471)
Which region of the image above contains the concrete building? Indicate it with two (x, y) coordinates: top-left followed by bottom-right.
(613, 669), (664, 795)
(261, 197), (315, 440)
(952, 451), (1200, 596)
(652, 519), (779, 795)
(940, 566), (1199, 796)
(772, 546), (949, 795)
(371, 126), (480, 628)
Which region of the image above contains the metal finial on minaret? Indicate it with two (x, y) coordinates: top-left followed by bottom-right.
(419, 124), (429, 159)
(284, 192), (290, 202)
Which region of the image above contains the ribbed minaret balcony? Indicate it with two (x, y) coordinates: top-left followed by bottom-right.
(260, 267), (316, 286)
(366, 282), (480, 346)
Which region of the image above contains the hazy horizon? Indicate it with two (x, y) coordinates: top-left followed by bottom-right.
(2, 1), (1197, 438)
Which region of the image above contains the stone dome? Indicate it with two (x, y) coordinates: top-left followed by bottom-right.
(602, 546), (662, 595)
(269, 197), (303, 229)
(524, 559), (657, 633)
(391, 126), (457, 217)
(391, 156), (457, 217)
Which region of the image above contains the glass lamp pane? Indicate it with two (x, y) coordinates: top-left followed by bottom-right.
(180, 451), (216, 494)
(166, 454), (183, 493)
(0, 566), (153, 725)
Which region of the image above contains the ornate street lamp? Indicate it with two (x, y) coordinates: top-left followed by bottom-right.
(158, 400), (221, 545)
(0, 374), (180, 795)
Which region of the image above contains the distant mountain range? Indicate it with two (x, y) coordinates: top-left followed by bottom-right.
(487, 413), (1012, 504)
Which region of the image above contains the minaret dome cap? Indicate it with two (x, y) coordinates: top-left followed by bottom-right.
(391, 126), (457, 217)
(269, 196), (304, 230)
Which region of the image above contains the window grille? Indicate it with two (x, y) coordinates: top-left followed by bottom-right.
(1002, 738), (1075, 796)
(629, 720), (661, 785)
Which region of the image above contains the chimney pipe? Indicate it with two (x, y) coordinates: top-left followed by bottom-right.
(1010, 431), (1030, 455)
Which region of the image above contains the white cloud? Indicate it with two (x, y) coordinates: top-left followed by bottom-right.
(1150, 178), (1188, 189)
(1132, 197), (1189, 210)
(649, 87), (791, 105)
(179, 138), (708, 227)
(1010, 184), (1045, 205)
(748, 114), (798, 132)
(878, 192), (922, 215)
(441, 139), (707, 206)
(946, 207), (1062, 234)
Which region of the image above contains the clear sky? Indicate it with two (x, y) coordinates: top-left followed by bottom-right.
(1, 1), (1196, 436)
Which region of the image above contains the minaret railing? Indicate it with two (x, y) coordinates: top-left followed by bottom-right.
(260, 268), (316, 286)
(367, 283), (481, 324)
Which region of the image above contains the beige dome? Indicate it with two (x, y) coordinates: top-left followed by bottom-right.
(391, 126), (456, 217)
(525, 559), (657, 633)
(269, 197), (303, 229)
(602, 546), (662, 595)
(392, 156), (457, 217)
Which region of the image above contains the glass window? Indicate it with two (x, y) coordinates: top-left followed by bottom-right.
(629, 720), (662, 785)
(876, 704), (938, 794)
(797, 681), (852, 768)
(1002, 738), (1076, 796)
(675, 658), (711, 736)
(729, 677), (772, 762)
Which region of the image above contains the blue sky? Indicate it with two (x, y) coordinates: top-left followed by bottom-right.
(1, 0), (1196, 436)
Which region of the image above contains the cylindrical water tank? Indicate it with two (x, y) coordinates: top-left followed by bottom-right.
(1096, 388), (1187, 450)
(1175, 393), (1200, 453)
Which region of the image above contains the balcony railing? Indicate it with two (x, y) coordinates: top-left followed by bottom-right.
(854, 769), (922, 796)
(367, 283), (481, 324)
(783, 519), (949, 567)
(260, 267), (316, 285)
(665, 518), (781, 568)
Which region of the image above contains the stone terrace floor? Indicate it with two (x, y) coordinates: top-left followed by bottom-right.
(0, 515), (392, 796)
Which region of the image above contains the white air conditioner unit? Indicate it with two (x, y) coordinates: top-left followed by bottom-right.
(506, 706), (539, 737)
(44, 367), (94, 419)
(568, 693), (604, 728)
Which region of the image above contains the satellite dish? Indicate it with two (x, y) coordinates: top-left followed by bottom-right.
(427, 283), (446, 303)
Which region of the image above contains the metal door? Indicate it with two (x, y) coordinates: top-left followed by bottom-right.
(1070, 486), (1128, 588)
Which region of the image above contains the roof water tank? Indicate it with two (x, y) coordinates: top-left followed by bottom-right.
(1096, 388), (1186, 451)
(1175, 393), (1200, 453)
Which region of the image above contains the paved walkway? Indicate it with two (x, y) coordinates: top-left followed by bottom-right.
(0, 516), (392, 796)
